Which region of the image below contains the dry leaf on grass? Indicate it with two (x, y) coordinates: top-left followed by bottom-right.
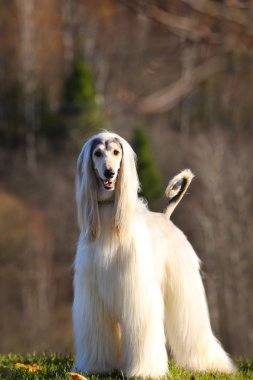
(15, 363), (42, 372)
(68, 371), (88, 380)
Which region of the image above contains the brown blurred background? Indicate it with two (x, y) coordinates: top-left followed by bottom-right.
(0, 0), (252, 358)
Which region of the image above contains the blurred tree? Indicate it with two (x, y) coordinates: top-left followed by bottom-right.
(38, 96), (67, 150)
(63, 59), (97, 113)
(0, 84), (25, 148)
(132, 126), (162, 203)
(62, 58), (105, 142)
(0, 192), (53, 352)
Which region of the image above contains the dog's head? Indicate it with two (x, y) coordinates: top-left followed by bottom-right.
(91, 137), (123, 193)
(76, 131), (140, 241)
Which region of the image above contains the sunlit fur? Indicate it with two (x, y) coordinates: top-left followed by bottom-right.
(73, 131), (235, 378)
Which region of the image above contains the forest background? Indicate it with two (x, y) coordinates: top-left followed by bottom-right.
(0, 0), (252, 359)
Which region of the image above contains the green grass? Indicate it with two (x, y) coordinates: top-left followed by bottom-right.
(0, 354), (252, 379)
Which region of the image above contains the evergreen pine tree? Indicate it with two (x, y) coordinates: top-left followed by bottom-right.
(62, 58), (105, 143)
(63, 59), (97, 113)
(132, 126), (162, 203)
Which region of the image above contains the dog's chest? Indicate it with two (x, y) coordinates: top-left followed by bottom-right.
(96, 259), (124, 315)
(93, 245), (134, 315)
(93, 238), (156, 319)
(77, 217), (159, 318)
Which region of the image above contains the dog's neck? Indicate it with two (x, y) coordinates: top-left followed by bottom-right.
(97, 186), (115, 204)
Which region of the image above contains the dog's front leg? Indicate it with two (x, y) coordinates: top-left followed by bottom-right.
(119, 281), (168, 378)
(72, 270), (120, 375)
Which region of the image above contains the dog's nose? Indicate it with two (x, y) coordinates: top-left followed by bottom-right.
(104, 169), (115, 179)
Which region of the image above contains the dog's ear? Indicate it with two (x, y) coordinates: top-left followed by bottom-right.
(76, 140), (100, 241)
(113, 137), (140, 241)
(164, 169), (194, 218)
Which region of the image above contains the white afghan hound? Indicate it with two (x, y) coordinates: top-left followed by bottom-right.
(73, 131), (235, 378)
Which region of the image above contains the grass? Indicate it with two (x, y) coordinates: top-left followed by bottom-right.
(0, 354), (252, 380)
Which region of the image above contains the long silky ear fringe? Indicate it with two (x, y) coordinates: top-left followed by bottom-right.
(113, 136), (140, 244)
(76, 140), (100, 241)
(164, 169), (194, 218)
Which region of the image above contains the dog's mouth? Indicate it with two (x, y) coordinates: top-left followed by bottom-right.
(99, 177), (117, 191)
(102, 179), (114, 190)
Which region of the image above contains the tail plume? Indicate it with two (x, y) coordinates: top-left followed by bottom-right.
(164, 169), (194, 218)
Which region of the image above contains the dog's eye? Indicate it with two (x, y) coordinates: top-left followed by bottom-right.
(94, 150), (102, 157)
(113, 150), (120, 156)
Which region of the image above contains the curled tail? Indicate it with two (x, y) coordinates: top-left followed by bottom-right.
(164, 169), (194, 218)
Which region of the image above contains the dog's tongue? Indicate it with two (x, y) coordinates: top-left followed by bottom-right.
(104, 180), (112, 186)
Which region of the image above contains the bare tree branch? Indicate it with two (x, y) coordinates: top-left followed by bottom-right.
(120, 0), (253, 46)
(182, 0), (253, 28)
(120, 0), (217, 42)
(137, 55), (224, 114)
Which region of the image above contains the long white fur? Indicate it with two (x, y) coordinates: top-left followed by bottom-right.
(73, 131), (235, 378)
